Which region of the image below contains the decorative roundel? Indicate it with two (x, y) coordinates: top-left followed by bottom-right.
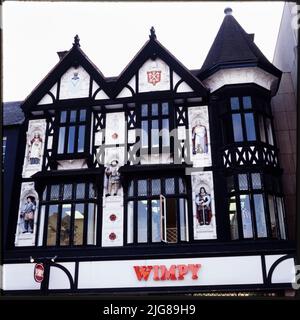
(110, 214), (117, 222)
(112, 133), (118, 140)
(109, 232), (117, 241)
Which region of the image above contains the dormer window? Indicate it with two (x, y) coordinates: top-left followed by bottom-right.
(56, 109), (89, 156)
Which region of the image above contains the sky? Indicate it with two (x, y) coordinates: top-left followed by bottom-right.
(3, 1), (285, 102)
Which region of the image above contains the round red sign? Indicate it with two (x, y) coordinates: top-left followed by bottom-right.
(34, 263), (44, 283)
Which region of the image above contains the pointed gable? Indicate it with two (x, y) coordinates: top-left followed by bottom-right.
(113, 29), (208, 98)
(22, 36), (111, 111)
(199, 8), (281, 80)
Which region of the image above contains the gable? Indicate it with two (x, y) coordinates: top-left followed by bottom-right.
(113, 38), (208, 98)
(22, 44), (110, 111)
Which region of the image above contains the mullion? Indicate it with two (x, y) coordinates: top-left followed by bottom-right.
(42, 205), (50, 246)
(83, 186), (89, 245)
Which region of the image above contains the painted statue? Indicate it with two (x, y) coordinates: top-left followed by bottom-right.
(29, 132), (43, 164)
(195, 187), (212, 225)
(105, 160), (121, 197)
(192, 120), (208, 155)
(20, 196), (36, 233)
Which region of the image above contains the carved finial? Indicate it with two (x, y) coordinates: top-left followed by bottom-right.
(73, 34), (80, 47)
(224, 7), (233, 15)
(149, 26), (156, 40)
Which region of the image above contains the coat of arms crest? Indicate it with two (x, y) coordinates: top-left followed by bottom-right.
(147, 70), (161, 86)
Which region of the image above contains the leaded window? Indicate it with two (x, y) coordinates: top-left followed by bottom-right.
(126, 177), (188, 244)
(56, 109), (88, 155)
(227, 173), (286, 240)
(38, 182), (97, 246)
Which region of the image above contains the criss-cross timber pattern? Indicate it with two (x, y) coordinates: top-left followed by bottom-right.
(176, 106), (186, 126)
(222, 144), (279, 168)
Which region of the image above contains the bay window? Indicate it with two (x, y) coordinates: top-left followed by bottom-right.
(38, 182), (97, 246)
(227, 172), (286, 240)
(126, 176), (188, 244)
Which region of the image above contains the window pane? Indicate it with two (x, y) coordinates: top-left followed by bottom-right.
(74, 203), (84, 245)
(245, 113), (256, 141)
(151, 179), (161, 195)
(77, 125), (85, 152)
(141, 121), (148, 147)
(162, 119), (170, 147)
(60, 204), (71, 245)
(232, 114), (243, 142)
(76, 183), (86, 199)
(251, 173), (262, 189)
(151, 103), (158, 116)
(151, 120), (159, 147)
(79, 109), (86, 121)
(127, 201), (134, 244)
(47, 205), (58, 246)
(243, 96), (252, 109)
(87, 203), (97, 245)
(162, 102), (169, 115)
(138, 180), (147, 196)
(151, 200), (161, 242)
(240, 195), (253, 238)
(266, 118), (274, 145)
(276, 197), (286, 239)
(63, 184), (73, 200)
(89, 183), (96, 199)
(165, 178), (175, 194)
(238, 174), (248, 190)
(50, 184), (60, 200)
(42, 186), (47, 201)
(254, 194), (267, 237)
(58, 127), (65, 154)
(230, 97), (240, 110)
(178, 178), (186, 193)
(70, 110), (77, 122)
(67, 126), (75, 153)
(60, 111), (67, 123)
(141, 104), (148, 117)
(179, 198), (187, 241)
(229, 196), (239, 240)
(137, 200), (148, 243)
(259, 116), (266, 142)
(268, 195), (278, 238)
(227, 176), (235, 193)
(38, 206), (46, 246)
(128, 180), (134, 197)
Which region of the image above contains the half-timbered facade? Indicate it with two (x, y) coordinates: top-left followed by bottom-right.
(2, 9), (296, 295)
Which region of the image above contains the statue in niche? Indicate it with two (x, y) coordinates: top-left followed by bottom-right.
(195, 187), (212, 225)
(20, 196), (36, 233)
(105, 160), (121, 197)
(28, 132), (43, 165)
(192, 120), (208, 155)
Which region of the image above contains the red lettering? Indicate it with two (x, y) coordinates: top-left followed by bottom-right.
(152, 265), (160, 281)
(177, 264), (189, 280)
(188, 264), (201, 279)
(134, 266), (153, 281)
(160, 265), (177, 280)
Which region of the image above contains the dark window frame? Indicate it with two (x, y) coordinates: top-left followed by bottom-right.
(226, 172), (287, 240)
(139, 101), (174, 156)
(38, 182), (98, 247)
(220, 95), (276, 146)
(125, 176), (188, 245)
(54, 108), (91, 159)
